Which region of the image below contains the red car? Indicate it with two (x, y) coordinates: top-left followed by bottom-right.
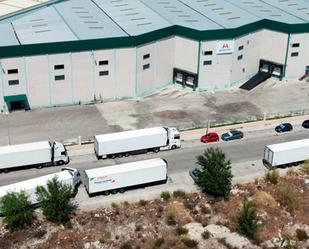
(200, 132), (219, 143)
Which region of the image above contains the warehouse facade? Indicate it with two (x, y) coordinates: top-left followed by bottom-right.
(0, 0), (309, 111)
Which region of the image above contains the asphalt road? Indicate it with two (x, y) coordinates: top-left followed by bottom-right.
(0, 127), (308, 187)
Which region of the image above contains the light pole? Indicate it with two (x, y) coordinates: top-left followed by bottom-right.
(5, 111), (11, 145)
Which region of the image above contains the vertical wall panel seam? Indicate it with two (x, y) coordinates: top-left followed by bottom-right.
(91, 51), (96, 101)
(70, 52), (74, 104)
(113, 48), (117, 100)
(46, 55), (52, 106)
(283, 33), (291, 80)
(0, 60), (5, 111)
(22, 57), (29, 97)
(135, 47), (138, 98)
(196, 40), (201, 91)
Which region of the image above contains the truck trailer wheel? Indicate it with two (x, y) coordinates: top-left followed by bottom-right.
(111, 189), (118, 195)
(171, 145), (177, 150)
(119, 188), (125, 193)
(124, 153), (130, 157)
(3, 168), (9, 174)
(110, 154), (116, 159)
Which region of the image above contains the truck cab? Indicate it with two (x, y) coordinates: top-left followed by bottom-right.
(61, 167), (81, 188)
(166, 127), (181, 149)
(52, 141), (69, 165)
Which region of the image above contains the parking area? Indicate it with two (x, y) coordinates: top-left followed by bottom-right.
(0, 79), (308, 146)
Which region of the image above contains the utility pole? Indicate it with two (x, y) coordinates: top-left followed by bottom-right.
(5, 111), (11, 145)
(205, 120), (211, 135)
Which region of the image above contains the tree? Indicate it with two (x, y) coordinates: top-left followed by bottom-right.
(196, 147), (233, 198)
(0, 191), (34, 231)
(236, 199), (260, 240)
(36, 177), (77, 223)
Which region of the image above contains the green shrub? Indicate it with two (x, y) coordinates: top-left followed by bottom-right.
(173, 190), (186, 198)
(36, 176), (77, 223)
(176, 226), (188, 235)
(300, 162), (309, 174)
(296, 229), (309, 241)
(154, 237), (164, 247)
(196, 148), (233, 198)
(120, 242), (133, 249)
(264, 169), (279, 184)
(0, 191), (34, 231)
(202, 230), (210, 240)
(138, 199), (147, 206)
(111, 202), (119, 209)
(181, 237), (198, 248)
(167, 213), (177, 226)
(160, 191), (171, 201)
(236, 200), (260, 240)
(275, 184), (299, 212)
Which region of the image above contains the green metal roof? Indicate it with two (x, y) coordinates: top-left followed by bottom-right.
(0, 0), (308, 58)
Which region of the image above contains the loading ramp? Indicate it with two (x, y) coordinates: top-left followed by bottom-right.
(240, 71), (271, 91)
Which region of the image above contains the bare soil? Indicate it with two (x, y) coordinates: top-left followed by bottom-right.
(0, 171), (308, 249)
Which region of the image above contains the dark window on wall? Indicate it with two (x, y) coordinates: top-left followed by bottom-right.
(99, 70), (109, 76)
(237, 55), (243, 60)
(55, 75), (65, 81)
(203, 60), (212, 65)
(203, 51), (213, 55)
(238, 45), (244, 51)
(99, 60), (108, 65)
(143, 54), (150, 59)
(292, 43), (300, 48)
(54, 64), (64, 70)
(291, 52), (299, 57)
(7, 69), (18, 74)
(8, 80), (19, 85)
(143, 63), (150, 70)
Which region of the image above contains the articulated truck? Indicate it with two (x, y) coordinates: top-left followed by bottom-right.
(94, 127), (180, 159)
(0, 167), (80, 205)
(263, 138), (309, 167)
(84, 158), (168, 196)
(0, 141), (69, 173)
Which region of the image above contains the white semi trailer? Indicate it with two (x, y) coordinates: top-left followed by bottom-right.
(0, 141), (69, 173)
(0, 167), (80, 205)
(84, 158), (168, 196)
(94, 127), (180, 159)
(263, 138), (309, 167)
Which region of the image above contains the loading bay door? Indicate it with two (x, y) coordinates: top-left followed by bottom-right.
(259, 59), (284, 79)
(173, 68), (198, 90)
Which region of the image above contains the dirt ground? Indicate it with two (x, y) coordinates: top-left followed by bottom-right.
(1, 168), (308, 249)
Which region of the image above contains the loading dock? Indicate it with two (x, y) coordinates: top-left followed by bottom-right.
(259, 60), (284, 79)
(173, 68), (198, 90)
(4, 94), (29, 112)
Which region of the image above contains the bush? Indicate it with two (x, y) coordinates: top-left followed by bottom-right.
(200, 204), (211, 214)
(160, 191), (171, 201)
(167, 213), (177, 226)
(181, 237), (198, 248)
(196, 147), (233, 198)
(36, 177), (77, 223)
(0, 191), (34, 231)
(276, 184), (299, 212)
(120, 242), (133, 249)
(300, 162), (309, 174)
(202, 230), (210, 240)
(264, 169), (279, 184)
(173, 190), (186, 198)
(176, 226), (188, 235)
(154, 237), (164, 247)
(138, 199), (147, 206)
(236, 199), (260, 240)
(296, 229), (309, 241)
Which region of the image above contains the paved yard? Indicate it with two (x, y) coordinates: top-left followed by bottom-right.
(0, 79), (308, 145)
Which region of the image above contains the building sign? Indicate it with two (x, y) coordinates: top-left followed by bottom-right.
(216, 40), (235, 54)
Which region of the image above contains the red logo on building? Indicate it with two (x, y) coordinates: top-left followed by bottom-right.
(222, 43), (229, 49)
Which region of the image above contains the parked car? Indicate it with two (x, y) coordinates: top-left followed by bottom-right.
(200, 132), (219, 143)
(189, 168), (201, 183)
(221, 130), (244, 141)
(302, 120), (309, 129)
(275, 123), (293, 133)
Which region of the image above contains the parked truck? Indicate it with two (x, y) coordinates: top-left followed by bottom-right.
(263, 138), (309, 167)
(84, 158), (168, 196)
(94, 127), (180, 159)
(0, 141), (69, 173)
(0, 167), (80, 205)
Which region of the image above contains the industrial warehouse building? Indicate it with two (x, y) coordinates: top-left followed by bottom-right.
(0, 0), (308, 111)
